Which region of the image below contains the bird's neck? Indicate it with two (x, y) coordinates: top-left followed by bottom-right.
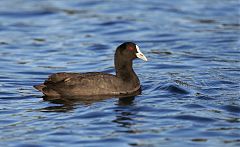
(115, 57), (138, 82)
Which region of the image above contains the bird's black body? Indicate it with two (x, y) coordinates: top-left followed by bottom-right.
(34, 42), (147, 97)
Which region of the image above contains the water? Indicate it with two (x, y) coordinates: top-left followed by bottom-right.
(0, 0), (239, 146)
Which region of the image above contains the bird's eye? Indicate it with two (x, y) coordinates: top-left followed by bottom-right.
(128, 46), (134, 51)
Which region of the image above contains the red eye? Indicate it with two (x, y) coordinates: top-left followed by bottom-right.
(128, 46), (134, 51)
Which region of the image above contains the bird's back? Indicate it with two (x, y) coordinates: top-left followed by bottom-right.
(34, 72), (140, 97)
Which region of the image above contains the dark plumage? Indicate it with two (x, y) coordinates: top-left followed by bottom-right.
(34, 42), (147, 97)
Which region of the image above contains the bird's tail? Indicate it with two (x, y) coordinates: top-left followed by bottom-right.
(33, 84), (45, 92)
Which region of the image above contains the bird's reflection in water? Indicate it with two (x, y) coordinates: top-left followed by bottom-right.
(39, 90), (141, 135)
(39, 89), (140, 112)
(118, 96), (135, 106)
(112, 94), (142, 135)
(113, 97), (137, 130)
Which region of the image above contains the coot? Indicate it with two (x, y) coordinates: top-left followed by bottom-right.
(34, 42), (147, 97)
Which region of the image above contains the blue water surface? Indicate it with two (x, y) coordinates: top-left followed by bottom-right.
(0, 0), (239, 147)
